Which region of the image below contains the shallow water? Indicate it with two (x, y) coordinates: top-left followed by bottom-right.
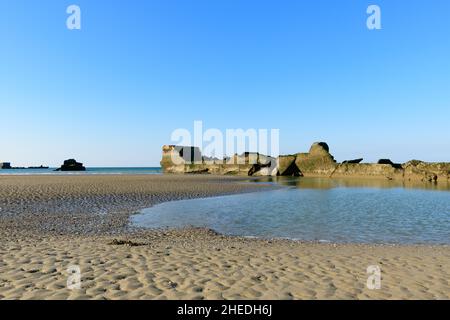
(132, 177), (450, 244)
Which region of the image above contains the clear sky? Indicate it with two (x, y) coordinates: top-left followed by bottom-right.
(1, 0), (449, 167)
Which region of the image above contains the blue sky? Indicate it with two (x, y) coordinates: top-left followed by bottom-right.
(1, 0), (449, 166)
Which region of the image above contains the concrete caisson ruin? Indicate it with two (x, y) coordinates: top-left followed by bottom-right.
(160, 142), (450, 183)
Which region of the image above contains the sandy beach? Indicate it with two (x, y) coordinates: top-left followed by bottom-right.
(0, 175), (449, 300)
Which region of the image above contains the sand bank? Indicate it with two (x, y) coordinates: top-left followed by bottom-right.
(0, 175), (448, 299)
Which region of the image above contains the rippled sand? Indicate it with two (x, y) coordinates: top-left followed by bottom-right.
(0, 175), (449, 299)
(1, 231), (449, 300)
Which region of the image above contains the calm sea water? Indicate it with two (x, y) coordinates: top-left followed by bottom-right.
(132, 177), (450, 245)
(0, 167), (161, 175)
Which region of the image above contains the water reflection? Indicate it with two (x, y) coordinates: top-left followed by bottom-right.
(254, 176), (450, 191)
(132, 177), (450, 244)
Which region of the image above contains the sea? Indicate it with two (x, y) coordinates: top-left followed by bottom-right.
(0, 167), (162, 175)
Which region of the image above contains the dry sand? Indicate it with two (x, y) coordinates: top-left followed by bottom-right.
(0, 175), (449, 300)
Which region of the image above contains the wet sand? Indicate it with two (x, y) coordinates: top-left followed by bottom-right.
(0, 175), (449, 299)
(0, 175), (268, 236)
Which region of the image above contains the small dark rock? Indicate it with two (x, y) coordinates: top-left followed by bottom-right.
(55, 159), (86, 171)
(342, 158), (363, 164)
(108, 239), (145, 246)
(378, 159), (402, 169)
(378, 159), (394, 165)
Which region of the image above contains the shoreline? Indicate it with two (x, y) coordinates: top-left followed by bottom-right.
(0, 174), (449, 299)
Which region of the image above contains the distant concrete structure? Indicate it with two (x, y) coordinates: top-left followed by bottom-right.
(0, 162), (12, 169)
(160, 145), (278, 176)
(55, 159), (86, 171)
(160, 142), (450, 182)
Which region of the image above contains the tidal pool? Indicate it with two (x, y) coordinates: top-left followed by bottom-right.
(131, 177), (450, 244)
